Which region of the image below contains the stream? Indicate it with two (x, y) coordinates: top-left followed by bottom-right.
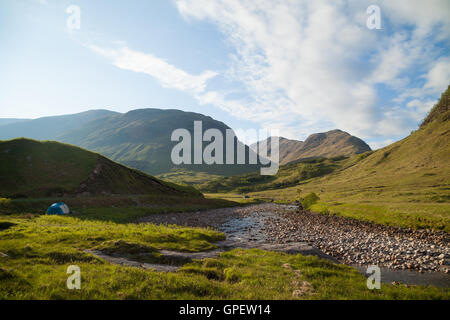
(217, 206), (450, 289)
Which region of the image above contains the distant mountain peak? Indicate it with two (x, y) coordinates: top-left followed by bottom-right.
(253, 129), (371, 165)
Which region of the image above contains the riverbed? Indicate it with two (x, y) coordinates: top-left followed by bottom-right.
(138, 203), (450, 288)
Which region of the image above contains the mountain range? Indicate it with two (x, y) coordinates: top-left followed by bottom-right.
(0, 109), (263, 176)
(0, 108), (371, 179)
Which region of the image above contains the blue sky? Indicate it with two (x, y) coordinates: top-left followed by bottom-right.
(0, 0), (449, 149)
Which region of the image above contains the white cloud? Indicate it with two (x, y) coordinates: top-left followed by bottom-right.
(424, 57), (450, 93)
(379, 0), (450, 39)
(89, 45), (217, 94)
(369, 139), (395, 150)
(174, 0), (449, 141)
(407, 99), (436, 114)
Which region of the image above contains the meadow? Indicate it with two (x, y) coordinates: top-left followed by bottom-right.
(1, 212), (448, 300)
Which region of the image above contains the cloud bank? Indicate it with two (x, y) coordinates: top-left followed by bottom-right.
(91, 0), (449, 148)
(175, 0), (450, 145)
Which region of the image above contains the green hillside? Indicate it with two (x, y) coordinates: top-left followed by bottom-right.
(0, 138), (198, 198)
(199, 156), (350, 193)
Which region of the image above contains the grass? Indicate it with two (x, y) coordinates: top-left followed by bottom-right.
(204, 193), (263, 205)
(199, 157), (346, 193)
(156, 169), (223, 186)
(0, 194), (240, 223)
(0, 214), (448, 299)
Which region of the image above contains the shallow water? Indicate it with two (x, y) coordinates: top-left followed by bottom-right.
(354, 265), (450, 288)
(219, 209), (450, 288)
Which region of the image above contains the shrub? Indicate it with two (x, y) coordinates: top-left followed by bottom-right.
(302, 192), (320, 209)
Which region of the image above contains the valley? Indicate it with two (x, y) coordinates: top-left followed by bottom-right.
(0, 87), (448, 300)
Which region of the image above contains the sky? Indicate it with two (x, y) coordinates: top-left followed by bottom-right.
(0, 0), (449, 149)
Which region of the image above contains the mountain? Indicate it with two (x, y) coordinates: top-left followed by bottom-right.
(0, 138), (197, 198)
(252, 130), (371, 165)
(0, 110), (119, 141)
(0, 119), (30, 127)
(0, 109), (262, 177)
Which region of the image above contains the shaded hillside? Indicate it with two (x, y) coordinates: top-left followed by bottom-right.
(0, 138), (197, 198)
(0, 110), (118, 141)
(0, 109), (263, 176)
(252, 130), (371, 165)
(0, 119), (29, 126)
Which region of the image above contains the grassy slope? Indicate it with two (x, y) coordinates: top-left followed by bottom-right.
(156, 168), (223, 186)
(199, 156), (349, 193)
(0, 139), (98, 198)
(0, 138), (201, 198)
(249, 87), (450, 231)
(0, 215), (447, 299)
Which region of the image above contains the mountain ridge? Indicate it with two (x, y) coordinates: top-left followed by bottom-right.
(0, 108), (263, 177)
(252, 129), (371, 165)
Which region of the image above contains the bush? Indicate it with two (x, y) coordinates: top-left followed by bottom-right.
(302, 192), (320, 209)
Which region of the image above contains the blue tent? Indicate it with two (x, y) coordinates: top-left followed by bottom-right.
(46, 202), (70, 215)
